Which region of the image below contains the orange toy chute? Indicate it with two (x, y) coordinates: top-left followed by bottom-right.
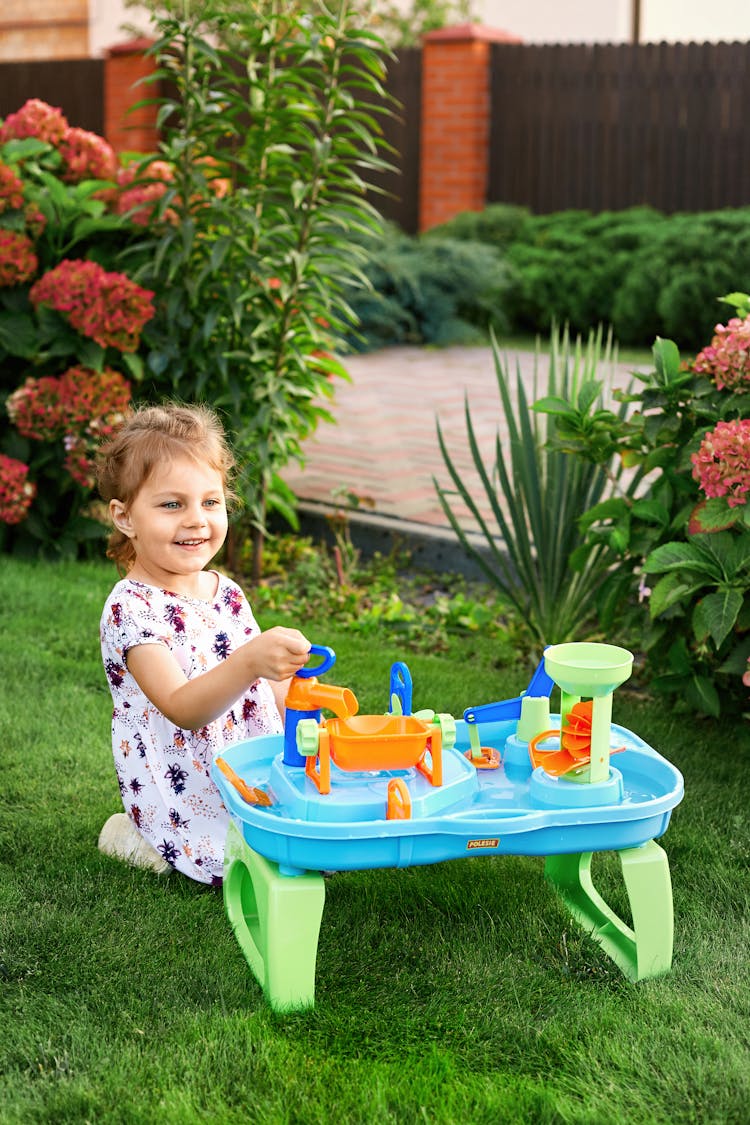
(215, 757), (274, 807)
(528, 701), (624, 777)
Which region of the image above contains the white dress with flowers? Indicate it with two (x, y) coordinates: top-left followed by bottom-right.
(100, 574), (282, 884)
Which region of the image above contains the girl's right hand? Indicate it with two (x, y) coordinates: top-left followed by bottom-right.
(247, 626), (311, 681)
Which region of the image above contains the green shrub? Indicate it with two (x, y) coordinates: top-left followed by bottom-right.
(505, 208), (665, 337)
(437, 203), (750, 350)
(424, 202), (530, 250)
(612, 212), (750, 349)
(340, 224), (514, 350)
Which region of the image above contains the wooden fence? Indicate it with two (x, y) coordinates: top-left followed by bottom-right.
(0, 59), (104, 136)
(3, 39), (750, 229)
(488, 40), (750, 214)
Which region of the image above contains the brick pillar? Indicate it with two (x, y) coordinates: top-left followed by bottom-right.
(104, 38), (159, 154)
(419, 23), (522, 232)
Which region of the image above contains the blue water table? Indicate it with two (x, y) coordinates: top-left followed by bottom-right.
(211, 641), (684, 1011)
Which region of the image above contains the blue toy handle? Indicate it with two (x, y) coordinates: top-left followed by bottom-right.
(389, 661), (413, 716)
(296, 643), (336, 679)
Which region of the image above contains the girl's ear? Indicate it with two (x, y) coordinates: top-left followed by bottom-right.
(109, 499), (134, 537)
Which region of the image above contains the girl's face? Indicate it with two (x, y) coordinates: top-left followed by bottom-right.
(109, 455), (228, 595)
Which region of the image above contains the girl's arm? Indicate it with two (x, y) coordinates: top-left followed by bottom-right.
(126, 626), (310, 730)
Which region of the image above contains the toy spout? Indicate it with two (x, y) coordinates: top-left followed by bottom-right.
(285, 676), (358, 719)
(282, 676), (358, 767)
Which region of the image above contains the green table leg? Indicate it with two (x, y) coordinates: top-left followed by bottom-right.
(223, 821), (326, 1011)
(545, 840), (674, 981)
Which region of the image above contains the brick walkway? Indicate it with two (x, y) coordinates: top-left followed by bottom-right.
(282, 344), (638, 537)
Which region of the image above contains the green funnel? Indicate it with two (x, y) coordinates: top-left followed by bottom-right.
(544, 642), (633, 698)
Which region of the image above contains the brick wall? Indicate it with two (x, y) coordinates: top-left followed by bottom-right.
(419, 23), (521, 231)
(104, 40), (160, 154)
(0, 1), (88, 62)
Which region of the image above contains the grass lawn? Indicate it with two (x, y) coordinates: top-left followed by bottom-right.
(1, 557), (748, 1124)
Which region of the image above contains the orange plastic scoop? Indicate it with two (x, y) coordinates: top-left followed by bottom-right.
(215, 757), (273, 806)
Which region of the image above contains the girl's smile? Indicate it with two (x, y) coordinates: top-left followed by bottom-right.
(109, 456), (228, 596)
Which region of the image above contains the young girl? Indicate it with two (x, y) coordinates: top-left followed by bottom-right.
(96, 403), (310, 885)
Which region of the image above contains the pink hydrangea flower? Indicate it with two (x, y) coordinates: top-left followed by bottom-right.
(691, 419), (750, 507)
(58, 127), (118, 184)
(0, 99), (68, 145)
(0, 162), (24, 213)
(7, 367), (131, 489)
(0, 229), (38, 287)
(693, 316), (750, 392)
(0, 453), (36, 524)
(29, 259), (154, 352)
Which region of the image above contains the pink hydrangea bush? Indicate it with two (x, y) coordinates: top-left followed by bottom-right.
(693, 315), (750, 392)
(691, 419), (750, 508)
(29, 260), (154, 352)
(0, 453), (36, 524)
(0, 229), (38, 287)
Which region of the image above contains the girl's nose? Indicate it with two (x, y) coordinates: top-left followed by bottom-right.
(185, 503), (208, 526)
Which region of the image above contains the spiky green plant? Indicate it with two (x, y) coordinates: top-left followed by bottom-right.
(435, 327), (627, 645)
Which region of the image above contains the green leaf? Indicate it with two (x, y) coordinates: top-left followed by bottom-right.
(649, 573), (706, 618)
(631, 499), (670, 526)
(121, 352), (144, 382)
(652, 337), (682, 386)
(692, 588), (743, 648)
(532, 395), (575, 417)
(0, 310), (37, 359)
(689, 497), (740, 532)
(645, 541), (720, 577)
(685, 674), (720, 717)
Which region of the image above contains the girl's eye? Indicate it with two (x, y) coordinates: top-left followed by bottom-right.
(204, 498), (223, 507)
(161, 501), (180, 510)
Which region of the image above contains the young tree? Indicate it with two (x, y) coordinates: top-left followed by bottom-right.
(124, 0), (393, 576)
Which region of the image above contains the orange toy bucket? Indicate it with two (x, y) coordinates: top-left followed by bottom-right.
(326, 715), (431, 771)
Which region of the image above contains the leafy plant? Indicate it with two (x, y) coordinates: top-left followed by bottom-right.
(434, 326), (625, 646)
(337, 222), (514, 351)
(126, 0), (394, 577)
(533, 310), (750, 716)
(247, 531), (516, 655)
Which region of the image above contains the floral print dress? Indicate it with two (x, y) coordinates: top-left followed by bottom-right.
(100, 573), (282, 884)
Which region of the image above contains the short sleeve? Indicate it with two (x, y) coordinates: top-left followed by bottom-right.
(100, 588), (171, 664)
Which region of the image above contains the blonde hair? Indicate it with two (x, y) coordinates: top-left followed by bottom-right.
(96, 403), (236, 571)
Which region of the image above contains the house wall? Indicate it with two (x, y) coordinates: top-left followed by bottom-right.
(461, 0), (750, 44)
(0, 1), (89, 61)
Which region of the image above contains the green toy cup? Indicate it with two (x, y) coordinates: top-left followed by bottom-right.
(543, 642), (633, 698)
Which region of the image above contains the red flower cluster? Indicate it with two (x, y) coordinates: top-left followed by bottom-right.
(0, 229), (38, 287)
(59, 127), (118, 184)
(29, 259), (154, 352)
(0, 453), (36, 525)
(691, 418), (750, 508)
(0, 162), (24, 212)
(0, 99), (68, 145)
(7, 366), (132, 488)
(693, 315), (750, 392)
